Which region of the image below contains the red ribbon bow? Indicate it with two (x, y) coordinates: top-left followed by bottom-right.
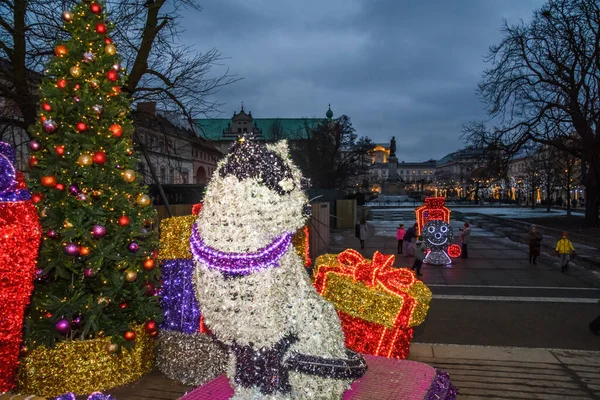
(337, 249), (416, 293)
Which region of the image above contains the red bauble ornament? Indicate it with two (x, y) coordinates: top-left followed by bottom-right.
(28, 156), (38, 168)
(118, 215), (130, 226)
(448, 244), (462, 258)
(124, 331), (136, 341)
(42, 102), (52, 112)
(76, 122), (87, 132)
(109, 124), (123, 137)
(110, 86), (121, 96)
(41, 176), (57, 187)
(54, 45), (68, 57)
(104, 37), (112, 45)
(32, 193), (43, 203)
(120, 302), (127, 309)
(55, 145), (65, 155)
(90, 3), (101, 13)
(95, 22), (106, 34)
(55, 183), (65, 191)
(106, 70), (118, 82)
(79, 246), (91, 256)
(40, 115), (46, 123)
(144, 282), (155, 296)
(57, 79), (67, 89)
(144, 320), (157, 333)
(92, 151), (107, 165)
(143, 258), (155, 271)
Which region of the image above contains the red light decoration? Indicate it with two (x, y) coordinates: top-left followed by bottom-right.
(313, 249), (432, 360)
(118, 215), (130, 226)
(104, 37), (112, 45)
(28, 156), (38, 168)
(106, 70), (118, 82)
(192, 202), (203, 215)
(95, 22), (106, 34)
(0, 163), (43, 391)
(90, 2), (101, 13)
(76, 122), (87, 132)
(41, 176), (57, 187)
(447, 244), (462, 258)
(57, 79), (67, 89)
(109, 123), (122, 137)
(55, 145), (65, 155)
(123, 330), (136, 341)
(92, 151), (107, 165)
(55, 183), (65, 191)
(42, 103), (52, 112)
(414, 197), (451, 236)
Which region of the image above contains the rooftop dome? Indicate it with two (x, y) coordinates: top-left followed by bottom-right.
(326, 104), (333, 120)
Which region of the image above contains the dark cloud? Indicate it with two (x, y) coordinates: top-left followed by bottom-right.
(180, 0), (545, 161)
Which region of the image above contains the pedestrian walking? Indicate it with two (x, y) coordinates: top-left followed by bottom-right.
(396, 224), (405, 254)
(528, 225), (543, 264)
(403, 223), (418, 257)
(411, 236), (426, 276)
(358, 217), (368, 250)
(460, 223), (471, 259)
(555, 232), (575, 273)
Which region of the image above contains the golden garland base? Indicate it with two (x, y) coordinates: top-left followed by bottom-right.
(16, 326), (154, 397)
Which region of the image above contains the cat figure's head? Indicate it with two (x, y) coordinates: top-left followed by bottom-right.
(195, 138), (309, 253)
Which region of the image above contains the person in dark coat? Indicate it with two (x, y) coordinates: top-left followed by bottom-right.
(460, 223), (471, 259)
(403, 223), (418, 257)
(528, 225), (543, 264)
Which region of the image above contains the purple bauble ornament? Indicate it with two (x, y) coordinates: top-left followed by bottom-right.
(64, 242), (79, 256)
(46, 229), (58, 239)
(128, 242), (139, 253)
(55, 318), (71, 334)
(84, 268), (93, 277)
(68, 184), (79, 195)
(43, 119), (58, 133)
(92, 224), (107, 239)
(29, 140), (41, 151)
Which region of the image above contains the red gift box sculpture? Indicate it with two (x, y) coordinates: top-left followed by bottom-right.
(313, 249), (432, 359)
(415, 197), (451, 236)
(0, 142), (42, 392)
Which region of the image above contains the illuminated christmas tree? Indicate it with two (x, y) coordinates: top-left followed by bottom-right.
(25, 1), (161, 351)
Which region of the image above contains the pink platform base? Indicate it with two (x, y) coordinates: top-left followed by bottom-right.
(179, 354), (454, 400)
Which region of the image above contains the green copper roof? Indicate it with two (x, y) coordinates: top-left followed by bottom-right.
(193, 118), (325, 141)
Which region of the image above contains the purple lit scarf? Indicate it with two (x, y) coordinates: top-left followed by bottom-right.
(0, 141), (31, 202)
(190, 223), (292, 276)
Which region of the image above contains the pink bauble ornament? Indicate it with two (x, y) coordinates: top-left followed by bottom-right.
(92, 224), (107, 239)
(55, 318), (71, 334)
(84, 268), (93, 277)
(29, 140), (41, 151)
(64, 242), (79, 256)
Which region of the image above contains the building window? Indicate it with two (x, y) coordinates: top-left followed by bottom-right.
(424, 170), (428, 174)
(237, 128), (242, 133)
(400, 170), (404, 174)
(169, 168), (174, 184)
(430, 170), (433, 174)
(160, 166), (166, 183)
(412, 170), (416, 174)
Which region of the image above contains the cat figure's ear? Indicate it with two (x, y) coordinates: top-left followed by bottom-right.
(0, 142), (17, 193)
(266, 140), (290, 161)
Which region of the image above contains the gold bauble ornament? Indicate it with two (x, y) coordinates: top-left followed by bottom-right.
(63, 219), (73, 228)
(105, 342), (119, 354)
(89, 79), (100, 89)
(105, 44), (117, 55)
(97, 296), (109, 306)
(62, 11), (74, 21)
(70, 65), (82, 78)
(124, 270), (137, 282)
(136, 194), (151, 207)
(122, 169), (136, 183)
(77, 154), (93, 166)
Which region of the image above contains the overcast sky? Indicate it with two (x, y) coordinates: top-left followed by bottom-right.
(180, 0), (544, 162)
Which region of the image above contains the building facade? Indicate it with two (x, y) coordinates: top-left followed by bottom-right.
(194, 104), (333, 154)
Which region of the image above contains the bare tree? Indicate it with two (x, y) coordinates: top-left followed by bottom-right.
(290, 115), (373, 189)
(0, 0), (238, 133)
(464, 0), (600, 226)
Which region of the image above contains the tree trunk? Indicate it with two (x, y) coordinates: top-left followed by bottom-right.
(583, 160), (599, 227)
(546, 181), (552, 212)
(12, 0), (37, 132)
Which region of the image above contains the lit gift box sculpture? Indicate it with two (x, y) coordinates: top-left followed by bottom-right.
(0, 142), (42, 392)
(313, 249), (432, 359)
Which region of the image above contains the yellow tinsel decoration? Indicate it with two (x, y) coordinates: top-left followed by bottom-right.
(158, 215), (197, 260)
(17, 325), (154, 397)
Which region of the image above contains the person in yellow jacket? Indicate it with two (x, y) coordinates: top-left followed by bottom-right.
(555, 232), (575, 273)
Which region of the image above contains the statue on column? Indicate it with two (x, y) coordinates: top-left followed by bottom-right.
(390, 136), (396, 158)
